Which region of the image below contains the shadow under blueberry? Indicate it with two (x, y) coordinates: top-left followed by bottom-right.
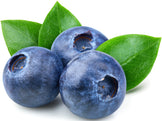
(18, 95), (63, 113)
(36, 96), (62, 110)
(37, 95), (62, 110)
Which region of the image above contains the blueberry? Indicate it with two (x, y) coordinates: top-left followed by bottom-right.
(51, 26), (108, 67)
(59, 50), (126, 119)
(3, 47), (63, 107)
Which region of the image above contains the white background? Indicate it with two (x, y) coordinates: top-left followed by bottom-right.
(0, 0), (162, 121)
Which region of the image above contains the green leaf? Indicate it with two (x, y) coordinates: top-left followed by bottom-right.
(1, 20), (41, 55)
(38, 1), (81, 49)
(96, 34), (161, 91)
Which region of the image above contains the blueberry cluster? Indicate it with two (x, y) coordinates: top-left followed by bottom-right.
(3, 26), (126, 119)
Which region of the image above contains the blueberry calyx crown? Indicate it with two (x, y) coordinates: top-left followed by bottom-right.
(73, 31), (93, 52)
(97, 75), (118, 100)
(9, 54), (27, 73)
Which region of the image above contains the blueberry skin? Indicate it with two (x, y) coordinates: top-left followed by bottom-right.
(60, 50), (126, 119)
(3, 47), (63, 107)
(51, 26), (108, 67)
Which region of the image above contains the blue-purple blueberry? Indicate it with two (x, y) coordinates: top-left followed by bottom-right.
(51, 26), (108, 67)
(59, 50), (126, 119)
(3, 47), (63, 107)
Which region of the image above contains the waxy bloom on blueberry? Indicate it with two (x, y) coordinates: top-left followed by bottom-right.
(60, 50), (126, 119)
(51, 26), (108, 66)
(3, 47), (63, 107)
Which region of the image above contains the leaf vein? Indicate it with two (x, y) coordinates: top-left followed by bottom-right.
(121, 41), (158, 66)
(7, 24), (37, 45)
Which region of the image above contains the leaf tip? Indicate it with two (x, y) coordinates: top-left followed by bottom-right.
(157, 37), (161, 42)
(55, 1), (60, 4)
(55, 1), (62, 7)
(1, 20), (7, 25)
(154, 37), (161, 48)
